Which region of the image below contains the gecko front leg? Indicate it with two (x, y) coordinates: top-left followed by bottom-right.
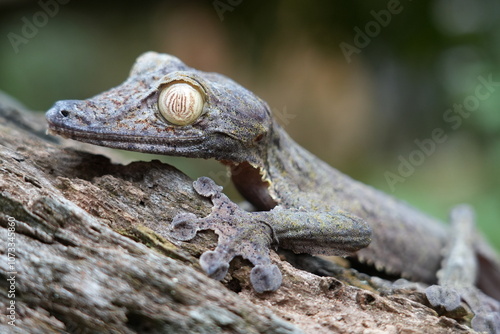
(170, 177), (372, 293)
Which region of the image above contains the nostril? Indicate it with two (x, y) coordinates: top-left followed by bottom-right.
(60, 110), (70, 117)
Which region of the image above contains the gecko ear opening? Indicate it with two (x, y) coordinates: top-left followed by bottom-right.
(158, 81), (205, 126)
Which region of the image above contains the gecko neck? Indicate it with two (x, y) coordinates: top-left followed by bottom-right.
(229, 120), (335, 210)
(266, 121), (337, 206)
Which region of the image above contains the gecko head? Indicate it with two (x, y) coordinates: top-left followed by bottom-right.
(46, 52), (273, 165)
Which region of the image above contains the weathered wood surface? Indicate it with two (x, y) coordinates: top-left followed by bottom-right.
(0, 92), (476, 333)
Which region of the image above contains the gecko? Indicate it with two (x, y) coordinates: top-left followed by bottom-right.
(46, 52), (500, 332)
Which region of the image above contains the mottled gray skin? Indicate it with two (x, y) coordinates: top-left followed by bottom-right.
(46, 52), (500, 329)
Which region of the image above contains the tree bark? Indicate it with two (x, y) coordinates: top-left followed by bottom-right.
(0, 92), (477, 333)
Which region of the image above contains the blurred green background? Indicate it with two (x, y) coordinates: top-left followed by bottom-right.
(1, 0), (499, 249)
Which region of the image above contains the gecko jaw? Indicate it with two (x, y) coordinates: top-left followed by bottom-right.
(46, 121), (211, 156)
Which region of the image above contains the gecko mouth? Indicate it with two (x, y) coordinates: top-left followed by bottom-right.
(46, 124), (205, 144)
(46, 119), (208, 156)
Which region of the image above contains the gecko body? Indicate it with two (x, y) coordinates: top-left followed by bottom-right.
(46, 52), (500, 331)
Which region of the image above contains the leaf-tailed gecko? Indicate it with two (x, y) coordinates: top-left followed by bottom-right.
(46, 52), (500, 332)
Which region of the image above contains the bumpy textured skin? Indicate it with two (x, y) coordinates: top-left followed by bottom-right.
(46, 52), (500, 328)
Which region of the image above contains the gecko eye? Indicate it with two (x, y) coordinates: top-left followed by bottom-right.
(158, 82), (204, 126)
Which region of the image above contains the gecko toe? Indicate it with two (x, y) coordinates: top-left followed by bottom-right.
(425, 285), (462, 312)
(193, 176), (222, 197)
(250, 264), (283, 293)
(170, 213), (199, 240)
(200, 250), (230, 280)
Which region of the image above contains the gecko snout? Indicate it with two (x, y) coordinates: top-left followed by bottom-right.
(46, 100), (79, 119)
(46, 99), (92, 132)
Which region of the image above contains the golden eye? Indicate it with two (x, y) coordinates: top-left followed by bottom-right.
(158, 82), (204, 125)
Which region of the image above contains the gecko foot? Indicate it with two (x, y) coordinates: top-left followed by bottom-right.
(170, 177), (282, 293)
